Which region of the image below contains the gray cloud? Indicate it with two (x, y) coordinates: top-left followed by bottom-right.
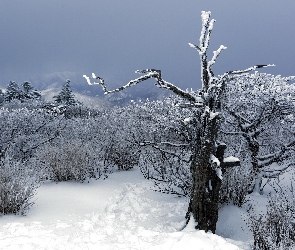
(0, 0), (294, 90)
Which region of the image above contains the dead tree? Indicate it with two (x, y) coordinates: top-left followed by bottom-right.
(84, 11), (272, 233)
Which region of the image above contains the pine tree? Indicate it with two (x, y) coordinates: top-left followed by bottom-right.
(0, 89), (4, 104)
(53, 80), (78, 106)
(22, 81), (42, 100)
(5, 81), (23, 102)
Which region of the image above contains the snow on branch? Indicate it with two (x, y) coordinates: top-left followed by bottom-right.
(199, 11), (213, 51)
(226, 64), (275, 75)
(224, 106), (251, 125)
(154, 141), (190, 147)
(83, 71), (159, 94)
(139, 141), (190, 163)
(204, 19), (215, 53)
(188, 11), (229, 91)
(210, 154), (223, 180)
(139, 140), (189, 149)
(262, 163), (293, 179)
(188, 43), (201, 52)
(221, 130), (246, 136)
(257, 140), (295, 167)
(207, 45), (227, 72)
(83, 69), (198, 103)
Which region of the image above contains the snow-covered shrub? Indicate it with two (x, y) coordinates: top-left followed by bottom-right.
(35, 105), (137, 181)
(104, 143), (139, 171)
(0, 105), (64, 163)
(39, 141), (103, 182)
(139, 149), (192, 196)
(95, 103), (145, 172)
(46, 103), (100, 119)
(63, 105), (100, 119)
(223, 73), (295, 194)
(129, 97), (193, 196)
(0, 157), (38, 215)
(220, 165), (250, 207)
(248, 193), (295, 249)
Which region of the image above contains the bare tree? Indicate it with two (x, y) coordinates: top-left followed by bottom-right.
(84, 11), (272, 233)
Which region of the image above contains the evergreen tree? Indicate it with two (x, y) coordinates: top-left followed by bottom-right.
(53, 80), (78, 106)
(22, 81), (41, 100)
(5, 81), (23, 102)
(4, 81), (41, 103)
(0, 89), (4, 104)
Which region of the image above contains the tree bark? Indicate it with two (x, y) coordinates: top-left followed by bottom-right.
(186, 113), (221, 233)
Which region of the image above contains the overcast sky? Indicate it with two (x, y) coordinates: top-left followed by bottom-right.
(0, 0), (294, 90)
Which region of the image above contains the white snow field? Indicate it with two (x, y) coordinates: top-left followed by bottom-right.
(0, 167), (251, 249)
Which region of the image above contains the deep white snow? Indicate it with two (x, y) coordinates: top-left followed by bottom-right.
(0, 167), (251, 249)
(224, 156), (240, 163)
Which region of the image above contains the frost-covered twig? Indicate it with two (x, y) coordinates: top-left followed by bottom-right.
(83, 71), (159, 94)
(153, 141), (190, 147)
(224, 107), (251, 127)
(220, 130), (246, 136)
(83, 69), (198, 103)
(207, 45), (227, 82)
(262, 163), (293, 179)
(189, 11), (225, 91)
(226, 64), (275, 75)
(139, 141), (190, 163)
(257, 140), (295, 167)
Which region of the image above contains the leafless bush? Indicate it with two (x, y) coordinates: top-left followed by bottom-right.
(104, 143), (139, 171)
(139, 148), (192, 197)
(39, 141), (104, 182)
(248, 192), (295, 250)
(220, 165), (250, 207)
(0, 158), (38, 215)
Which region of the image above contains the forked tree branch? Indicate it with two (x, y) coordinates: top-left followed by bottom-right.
(83, 65), (275, 107)
(83, 69), (198, 103)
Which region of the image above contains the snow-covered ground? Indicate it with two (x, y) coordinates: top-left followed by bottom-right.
(0, 167), (252, 249)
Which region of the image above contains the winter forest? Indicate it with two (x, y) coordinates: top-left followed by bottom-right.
(1, 10), (295, 250)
